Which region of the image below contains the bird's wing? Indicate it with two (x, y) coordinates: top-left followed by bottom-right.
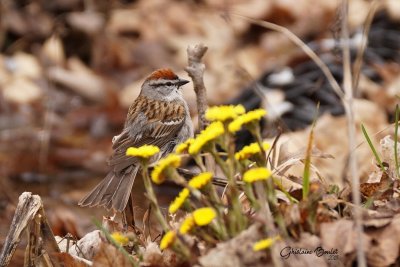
(109, 96), (186, 172)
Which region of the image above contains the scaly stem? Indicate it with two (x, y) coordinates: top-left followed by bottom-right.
(169, 169), (228, 240)
(141, 164), (190, 259)
(141, 166), (169, 231)
(251, 125), (287, 237)
(193, 154), (207, 172)
(210, 145), (245, 235)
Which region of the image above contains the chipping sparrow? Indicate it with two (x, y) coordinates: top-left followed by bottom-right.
(79, 68), (194, 212)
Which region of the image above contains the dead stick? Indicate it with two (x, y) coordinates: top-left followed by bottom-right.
(185, 44), (209, 131)
(0, 193), (61, 267)
(39, 208), (61, 267)
(0, 193), (42, 267)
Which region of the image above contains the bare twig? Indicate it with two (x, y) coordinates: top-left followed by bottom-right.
(185, 44), (209, 131)
(341, 1), (366, 266)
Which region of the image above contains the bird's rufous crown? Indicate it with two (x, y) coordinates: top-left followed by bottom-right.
(145, 68), (179, 81)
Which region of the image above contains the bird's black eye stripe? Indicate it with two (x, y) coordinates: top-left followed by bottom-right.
(150, 81), (175, 87)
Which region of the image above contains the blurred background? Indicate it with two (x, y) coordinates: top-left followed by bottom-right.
(0, 0), (399, 264)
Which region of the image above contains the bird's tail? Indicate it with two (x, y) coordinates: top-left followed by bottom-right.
(78, 166), (139, 212)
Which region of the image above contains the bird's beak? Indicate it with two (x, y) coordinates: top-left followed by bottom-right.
(177, 79), (190, 87)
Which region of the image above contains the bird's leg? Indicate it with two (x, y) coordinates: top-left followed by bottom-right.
(122, 192), (135, 231)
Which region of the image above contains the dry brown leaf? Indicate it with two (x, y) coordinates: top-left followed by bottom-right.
(42, 35), (65, 65)
(385, 0), (400, 20)
(366, 214), (400, 267)
(363, 216), (392, 228)
(48, 207), (83, 237)
(102, 216), (122, 234)
(56, 252), (90, 267)
(118, 80), (142, 108)
(3, 77), (42, 104)
(6, 52), (42, 79)
(58, 230), (103, 260)
(273, 99), (387, 186)
(142, 241), (163, 266)
(282, 233), (328, 267)
(92, 243), (132, 267)
(320, 219), (371, 264)
(106, 9), (141, 35)
(66, 12), (105, 35)
(47, 59), (106, 103)
(198, 224), (267, 267)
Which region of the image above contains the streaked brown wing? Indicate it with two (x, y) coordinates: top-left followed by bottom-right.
(109, 96), (186, 172)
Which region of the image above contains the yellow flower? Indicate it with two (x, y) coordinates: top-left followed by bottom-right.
(189, 121), (225, 155)
(169, 188), (190, 214)
(151, 154), (181, 184)
(160, 230), (176, 250)
(188, 172), (213, 189)
(179, 215), (195, 234)
(176, 138), (195, 154)
(110, 232), (129, 246)
(192, 207), (216, 226)
(235, 142), (271, 161)
(243, 167), (272, 183)
(126, 145), (160, 158)
(253, 236), (280, 251)
(205, 104), (245, 122)
(228, 109), (267, 133)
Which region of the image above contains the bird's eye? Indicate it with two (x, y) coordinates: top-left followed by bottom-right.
(165, 82), (173, 86)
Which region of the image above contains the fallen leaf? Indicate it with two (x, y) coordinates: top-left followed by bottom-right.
(3, 77), (42, 104)
(92, 243), (132, 267)
(56, 252), (90, 267)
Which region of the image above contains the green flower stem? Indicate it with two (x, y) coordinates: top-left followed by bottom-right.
(219, 129), (248, 233)
(250, 124), (287, 236)
(196, 228), (219, 244)
(273, 177), (298, 204)
(265, 179), (287, 237)
(210, 147), (230, 176)
(201, 183), (228, 240)
(94, 220), (139, 267)
(205, 183), (224, 208)
(210, 146), (245, 235)
(169, 169), (228, 240)
(141, 162), (191, 259)
(193, 154), (207, 172)
(250, 125), (267, 166)
(141, 162), (169, 232)
(183, 200), (195, 213)
(244, 183), (260, 210)
(172, 239), (191, 260)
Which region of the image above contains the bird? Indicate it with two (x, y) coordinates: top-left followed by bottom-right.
(78, 68), (194, 218)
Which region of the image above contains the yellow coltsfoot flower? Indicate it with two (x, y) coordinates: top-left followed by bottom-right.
(189, 121), (225, 155)
(253, 236), (280, 251)
(110, 232), (129, 246)
(243, 167), (272, 183)
(235, 142), (271, 161)
(126, 145), (160, 158)
(205, 104), (245, 122)
(151, 154), (181, 184)
(179, 215), (195, 234)
(169, 188), (190, 214)
(228, 109), (267, 133)
(160, 230), (176, 250)
(192, 207), (217, 226)
(188, 172), (213, 189)
(176, 138), (195, 154)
